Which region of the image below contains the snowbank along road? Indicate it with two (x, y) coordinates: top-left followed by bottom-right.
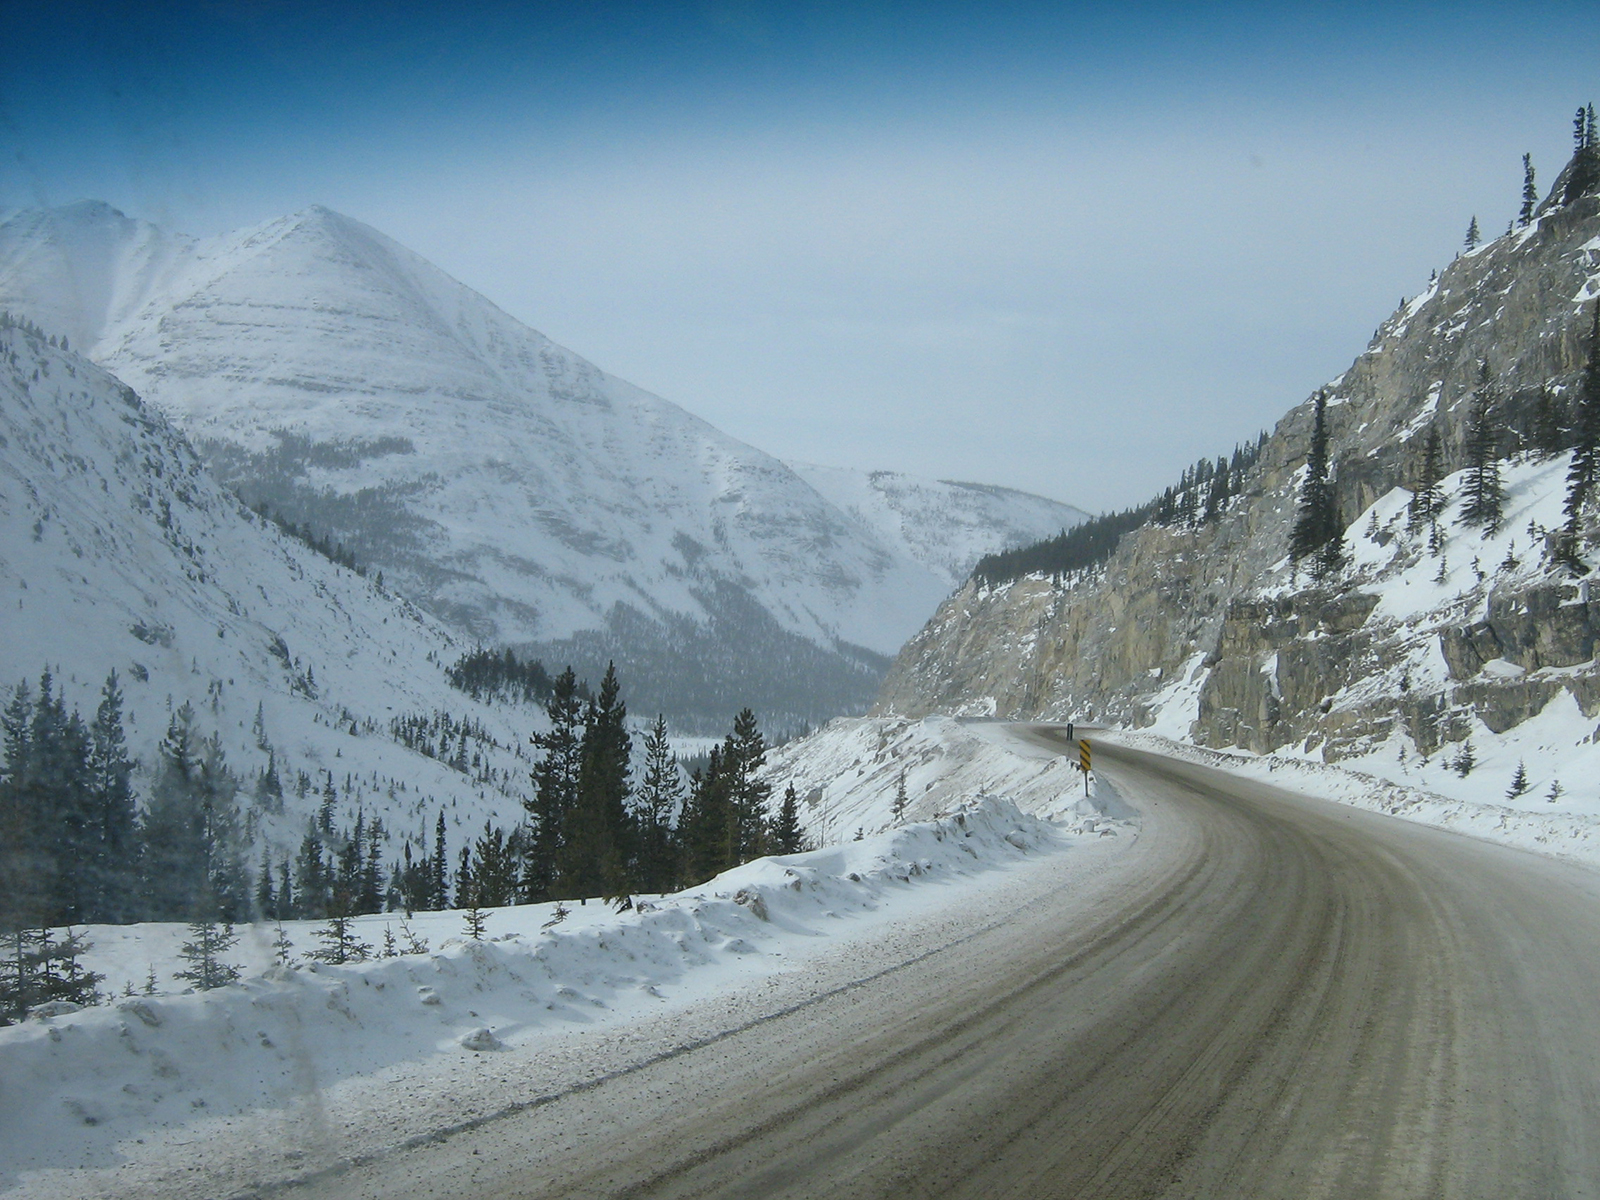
(264, 729), (1600, 1199)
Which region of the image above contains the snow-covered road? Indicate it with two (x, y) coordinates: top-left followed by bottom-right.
(268, 734), (1600, 1198)
(11, 724), (1600, 1197)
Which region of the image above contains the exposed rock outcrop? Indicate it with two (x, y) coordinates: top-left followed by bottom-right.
(877, 154), (1600, 762)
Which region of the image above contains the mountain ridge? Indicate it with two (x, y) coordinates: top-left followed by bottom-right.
(876, 139), (1600, 778)
(0, 202), (1084, 729)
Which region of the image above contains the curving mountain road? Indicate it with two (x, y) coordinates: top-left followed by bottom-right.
(282, 731), (1600, 1199)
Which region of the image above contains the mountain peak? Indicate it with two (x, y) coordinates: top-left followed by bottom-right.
(55, 199), (131, 224)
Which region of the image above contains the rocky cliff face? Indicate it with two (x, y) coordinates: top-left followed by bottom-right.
(877, 160), (1600, 763)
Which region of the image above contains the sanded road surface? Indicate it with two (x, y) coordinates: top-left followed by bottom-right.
(285, 732), (1600, 1199)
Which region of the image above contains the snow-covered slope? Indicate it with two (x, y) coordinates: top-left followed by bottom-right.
(785, 463), (1088, 587)
(0, 201), (1091, 727)
(0, 320), (531, 860)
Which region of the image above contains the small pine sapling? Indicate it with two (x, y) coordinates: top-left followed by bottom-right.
(175, 920), (242, 990)
(1506, 760), (1529, 799)
(144, 965), (158, 995)
(1546, 779), (1564, 804)
(892, 770), (908, 824)
(463, 903), (489, 941)
(382, 925), (398, 958)
(541, 902), (569, 929)
(271, 921), (295, 966)
(1453, 740), (1476, 777)
(309, 914), (373, 964)
(398, 919), (430, 955)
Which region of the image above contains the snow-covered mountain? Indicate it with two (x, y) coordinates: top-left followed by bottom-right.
(785, 463), (1087, 588)
(0, 318), (532, 861)
(0, 201), (1083, 729)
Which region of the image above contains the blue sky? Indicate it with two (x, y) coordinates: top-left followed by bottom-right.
(2, 2), (1594, 510)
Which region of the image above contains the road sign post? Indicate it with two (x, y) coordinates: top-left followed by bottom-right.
(1079, 739), (1091, 796)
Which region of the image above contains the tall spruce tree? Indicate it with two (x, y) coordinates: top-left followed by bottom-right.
(1559, 303), (1600, 571)
(0, 682), (47, 935)
(1460, 367), (1507, 532)
(1531, 386), (1565, 459)
(770, 784), (806, 854)
(722, 709), (770, 865)
(1289, 390), (1343, 577)
(85, 671), (137, 922)
(1407, 428), (1445, 533)
(557, 663), (631, 900)
(11, 674), (95, 927)
(1567, 104), (1599, 203)
(634, 714), (684, 894)
(1464, 215), (1480, 249)
(1520, 153), (1538, 226)
(523, 667), (583, 901)
(678, 746), (732, 886)
(431, 809), (449, 909)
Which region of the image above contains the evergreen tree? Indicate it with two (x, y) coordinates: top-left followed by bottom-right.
(360, 819), (386, 914)
(557, 663), (632, 899)
(770, 784), (806, 854)
(1506, 760), (1530, 799)
(470, 821), (520, 907)
(140, 704), (205, 919)
(1519, 153), (1538, 226)
(1567, 104), (1600, 202)
(1459, 368), (1506, 532)
(634, 715), (684, 893)
(1202, 457), (1230, 522)
(16, 674), (96, 926)
(174, 920), (242, 990)
(308, 911), (371, 964)
(523, 668), (583, 901)
(722, 709), (771, 865)
(891, 771), (909, 823)
(277, 859), (294, 921)
(83, 671), (138, 923)
(1531, 386), (1565, 459)
(1288, 390), (1343, 577)
(1, 926), (102, 1023)
(1464, 215), (1480, 249)
(463, 898), (489, 941)
(255, 851), (277, 919)
(254, 752), (283, 814)
(317, 772), (337, 835)
(140, 713), (249, 921)
(678, 746), (732, 885)
(293, 824), (329, 919)
(430, 810), (449, 910)
(1407, 428), (1445, 533)
(1559, 304), (1600, 571)
(0, 683), (37, 937)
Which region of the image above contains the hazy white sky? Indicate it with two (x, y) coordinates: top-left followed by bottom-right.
(2, 2), (1594, 510)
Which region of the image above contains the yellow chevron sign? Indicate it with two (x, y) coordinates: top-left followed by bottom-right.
(1079, 739), (1091, 772)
